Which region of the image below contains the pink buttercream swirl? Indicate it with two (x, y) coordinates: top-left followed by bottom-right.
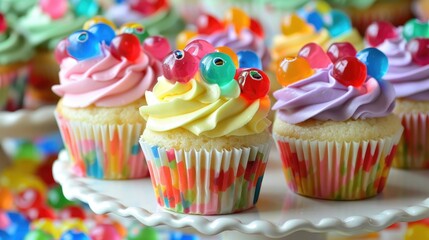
(196, 26), (270, 68)
(52, 46), (162, 108)
(272, 68), (396, 124)
(378, 37), (429, 101)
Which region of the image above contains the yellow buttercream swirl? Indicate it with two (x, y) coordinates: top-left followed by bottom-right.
(140, 77), (271, 137)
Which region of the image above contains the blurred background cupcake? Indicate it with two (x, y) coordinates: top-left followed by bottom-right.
(0, 0), (37, 26)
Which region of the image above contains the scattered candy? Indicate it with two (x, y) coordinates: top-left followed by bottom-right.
(403, 19), (429, 41)
(47, 185), (75, 210)
(184, 39), (216, 60)
(15, 188), (44, 211)
(276, 57), (314, 86)
(327, 42), (357, 63)
(216, 46), (239, 67)
(0, 13), (7, 33)
(40, 0), (68, 20)
(32, 219), (61, 239)
(365, 21), (398, 47)
(88, 23), (116, 45)
(83, 16), (116, 30)
(405, 224), (429, 240)
(60, 230), (90, 240)
(129, 0), (167, 16)
(225, 7), (250, 34)
(356, 48), (388, 79)
(0, 211), (10, 229)
(163, 50), (199, 83)
(58, 206), (86, 220)
(55, 38), (70, 64)
(200, 52), (236, 86)
(5, 211), (30, 239)
(298, 43), (331, 68)
(60, 220), (88, 234)
(281, 14), (313, 36)
(0, 187), (13, 210)
(24, 205), (56, 221)
(235, 68), (270, 101)
(71, 0), (99, 18)
(237, 50), (262, 69)
(324, 10), (351, 38)
(110, 33), (141, 62)
(25, 229), (53, 240)
(143, 36), (171, 61)
(407, 38), (429, 66)
(333, 57), (367, 87)
(0, 230), (9, 240)
(67, 30), (102, 61)
(176, 30), (197, 50)
(249, 18), (264, 37)
(306, 11), (324, 32)
(120, 23), (149, 43)
(35, 157), (56, 187)
(90, 224), (121, 240)
(127, 225), (157, 240)
(196, 13), (224, 35)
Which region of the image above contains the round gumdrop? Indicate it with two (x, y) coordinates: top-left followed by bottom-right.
(365, 21), (398, 47)
(176, 30), (197, 49)
(83, 16), (116, 30)
(281, 13), (313, 36)
(276, 57), (314, 86)
(40, 0), (68, 19)
(58, 206), (86, 220)
(60, 230), (90, 240)
(15, 188), (44, 211)
(225, 7), (250, 34)
(67, 30), (102, 61)
(196, 13), (224, 35)
(129, 0), (167, 16)
(55, 38), (70, 64)
(216, 46), (238, 67)
(356, 48), (388, 79)
(110, 33), (141, 62)
(184, 39), (216, 60)
(47, 185), (75, 209)
(200, 52), (236, 86)
(119, 23), (149, 43)
(407, 38), (429, 66)
(298, 42), (331, 68)
(237, 50), (262, 69)
(250, 18), (264, 38)
(324, 10), (352, 38)
(403, 19), (429, 41)
(235, 68), (269, 101)
(88, 23), (116, 45)
(143, 36), (171, 61)
(25, 230), (53, 240)
(90, 224), (121, 240)
(162, 50), (199, 83)
(333, 56), (367, 87)
(0, 13), (7, 33)
(72, 0), (99, 18)
(327, 42), (357, 63)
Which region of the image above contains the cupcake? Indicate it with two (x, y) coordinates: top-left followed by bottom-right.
(139, 40), (272, 214)
(53, 22), (170, 179)
(272, 43), (403, 200)
(0, 12), (34, 111)
(366, 20), (429, 169)
(0, 0), (37, 26)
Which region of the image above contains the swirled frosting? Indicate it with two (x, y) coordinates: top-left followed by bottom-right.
(17, 6), (88, 50)
(273, 69), (396, 124)
(140, 77), (271, 137)
(377, 37), (429, 101)
(196, 26), (271, 69)
(0, 29), (34, 65)
(52, 46), (162, 108)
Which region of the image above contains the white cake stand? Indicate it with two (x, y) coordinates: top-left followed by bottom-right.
(53, 149), (429, 240)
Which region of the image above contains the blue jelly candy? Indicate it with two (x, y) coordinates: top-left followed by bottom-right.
(67, 30), (102, 61)
(60, 230), (90, 240)
(306, 11), (324, 32)
(237, 50), (262, 70)
(324, 10), (351, 38)
(356, 48), (388, 80)
(0, 230), (10, 240)
(70, 0), (99, 17)
(5, 211), (30, 240)
(88, 23), (116, 45)
(200, 52), (236, 86)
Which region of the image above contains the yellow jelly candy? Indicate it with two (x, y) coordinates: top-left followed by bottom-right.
(276, 56), (314, 86)
(176, 30), (197, 50)
(281, 14), (313, 36)
(33, 219), (61, 239)
(83, 16), (116, 30)
(0, 169), (45, 194)
(0, 187), (13, 210)
(225, 7), (250, 34)
(216, 46), (239, 67)
(405, 224), (429, 240)
(60, 219), (89, 234)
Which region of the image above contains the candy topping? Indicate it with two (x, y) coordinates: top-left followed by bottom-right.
(216, 46), (239, 67)
(281, 14), (313, 36)
(327, 42), (357, 63)
(276, 57), (314, 86)
(333, 57), (367, 87)
(119, 23), (149, 43)
(403, 19), (429, 41)
(88, 23), (116, 45)
(176, 30), (198, 49)
(66, 30), (102, 60)
(356, 48), (388, 80)
(323, 10), (351, 38)
(225, 7), (250, 34)
(184, 39), (216, 60)
(200, 52), (236, 86)
(249, 18), (264, 37)
(407, 38), (429, 66)
(298, 43), (331, 68)
(196, 13), (224, 35)
(110, 33), (141, 61)
(71, 0), (99, 17)
(83, 16), (116, 30)
(365, 21), (397, 47)
(142, 36), (171, 61)
(162, 50), (199, 83)
(237, 50), (262, 69)
(40, 0), (68, 20)
(54, 38), (70, 64)
(129, 0), (168, 16)
(236, 68), (269, 101)
(0, 13), (7, 33)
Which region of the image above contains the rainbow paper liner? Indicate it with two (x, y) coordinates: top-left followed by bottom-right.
(55, 112), (149, 179)
(0, 65), (30, 111)
(273, 129), (403, 200)
(393, 113), (429, 169)
(140, 140), (271, 215)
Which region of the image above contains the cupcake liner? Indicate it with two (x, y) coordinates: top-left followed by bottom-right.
(273, 129), (402, 200)
(0, 65), (30, 111)
(140, 140), (271, 215)
(55, 112), (149, 179)
(393, 113), (429, 169)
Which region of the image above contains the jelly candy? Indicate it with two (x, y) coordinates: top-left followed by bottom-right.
(25, 205), (56, 221)
(196, 14), (224, 35)
(333, 57), (367, 87)
(0, 187), (13, 210)
(90, 224), (121, 240)
(35, 157), (56, 187)
(130, 0), (167, 16)
(235, 68), (269, 101)
(0, 13), (7, 33)
(120, 23), (149, 43)
(327, 42), (357, 63)
(58, 206), (87, 220)
(176, 30), (197, 50)
(33, 219), (61, 239)
(225, 7), (250, 34)
(110, 221), (126, 238)
(298, 43), (331, 68)
(25, 229), (53, 240)
(55, 38), (70, 64)
(405, 224), (429, 240)
(40, 0), (67, 19)
(200, 52), (236, 86)
(403, 19), (429, 41)
(88, 23), (116, 45)
(365, 21), (398, 47)
(276, 57), (314, 86)
(306, 11), (324, 32)
(60, 230), (90, 240)
(127, 225), (157, 240)
(237, 50), (262, 69)
(60, 220), (89, 234)
(13, 141), (41, 161)
(110, 34), (141, 62)
(0, 230), (9, 240)
(324, 10), (351, 38)
(216, 46), (239, 67)
(356, 48), (388, 79)
(184, 39), (216, 60)
(281, 14), (313, 36)
(83, 16), (116, 30)
(250, 18), (264, 37)
(71, 0), (99, 17)
(143, 36), (171, 61)
(162, 50), (199, 83)
(407, 38), (429, 66)
(15, 188), (44, 211)
(0, 211), (9, 229)
(47, 185), (75, 209)
(67, 30), (102, 61)
(5, 211), (30, 239)
(14, 175), (47, 194)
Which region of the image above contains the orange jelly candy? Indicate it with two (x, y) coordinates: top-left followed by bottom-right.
(0, 187), (13, 210)
(276, 57), (314, 86)
(225, 7), (250, 34)
(83, 16), (116, 30)
(281, 14), (313, 36)
(176, 30), (197, 49)
(216, 46), (239, 67)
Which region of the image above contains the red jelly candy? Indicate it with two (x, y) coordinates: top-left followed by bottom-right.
(365, 21), (398, 47)
(0, 13), (7, 33)
(54, 38), (70, 64)
(327, 42), (357, 63)
(58, 206), (86, 220)
(333, 57), (367, 87)
(130, 0), (167, 16)
(184, 39), (216, 60)
(298, 43), (331, 68)
(40, 0), (68, 19)
(249, 18), (264, 38)
(196, 13), (224, 35)
(235, 68), (270, 101)
(25, 205), (56, 221)
(407, 38), (429, 66)
(110, 33), (141, 62)
(15, 188), (44, 211)
(162, 50), (199, 83)
(143, 36), (171, 61)
(35, 156), (56, 187)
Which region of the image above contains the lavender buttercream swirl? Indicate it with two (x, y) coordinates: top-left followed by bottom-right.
(272, 69), (396, 124)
